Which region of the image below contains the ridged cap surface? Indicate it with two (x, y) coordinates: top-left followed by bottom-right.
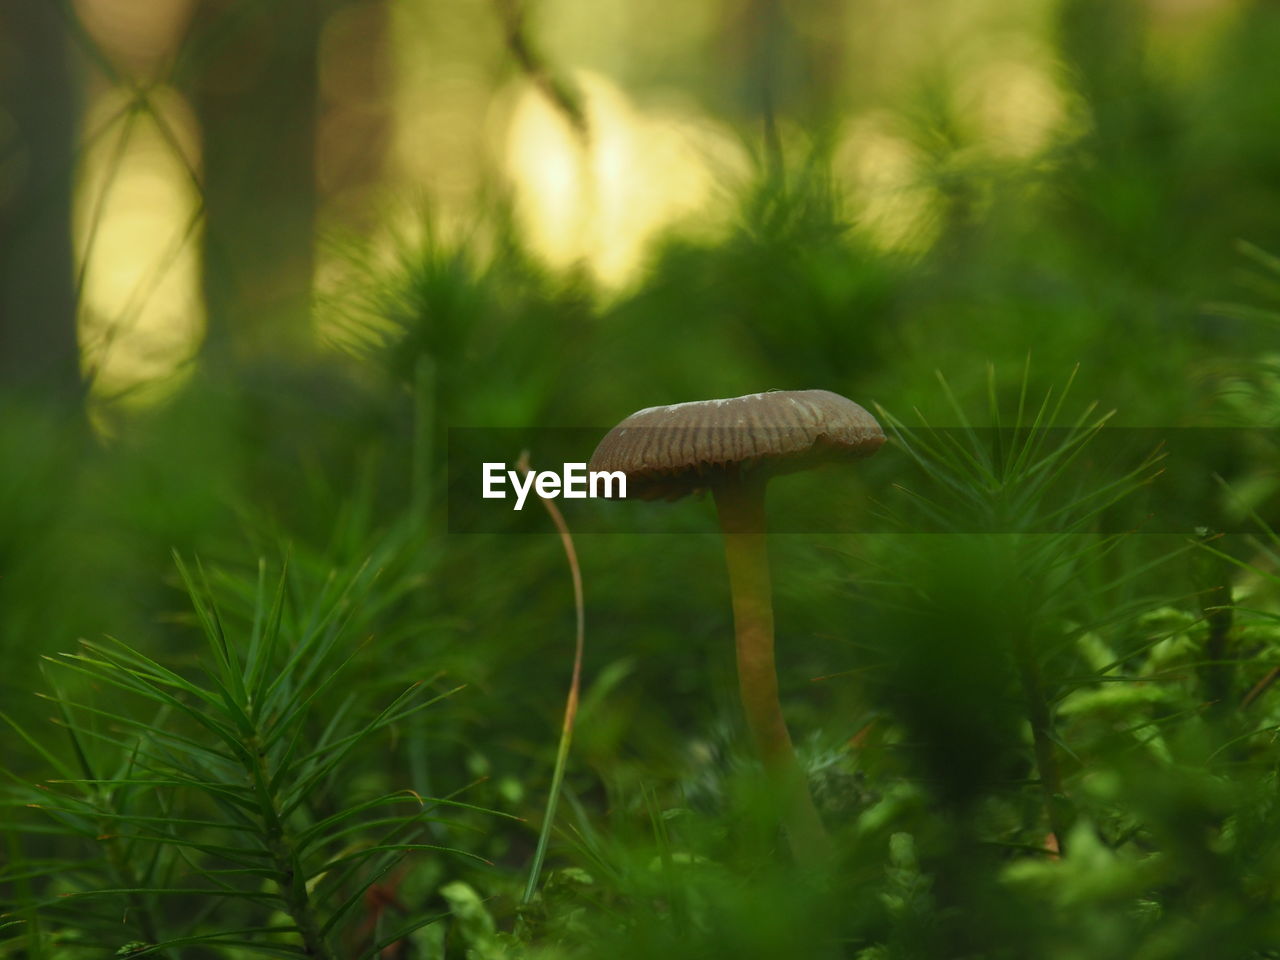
(589, 389), (884, 500)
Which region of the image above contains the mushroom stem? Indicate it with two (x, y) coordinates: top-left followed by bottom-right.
(713, 470), (829, 865)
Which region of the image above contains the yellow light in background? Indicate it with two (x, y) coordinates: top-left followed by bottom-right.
(837, 113), (942, 256)
(72, 0), (194, 73)
(387, 0), (494, 211)
(962, 57), (1069, 161)
(503, 72), (742, 289)
(74, 86), (204, 404)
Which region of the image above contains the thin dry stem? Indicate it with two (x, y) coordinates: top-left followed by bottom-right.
(517, 451), (585, 904)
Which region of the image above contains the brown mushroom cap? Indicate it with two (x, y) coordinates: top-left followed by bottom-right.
(589, 389), (885, 501)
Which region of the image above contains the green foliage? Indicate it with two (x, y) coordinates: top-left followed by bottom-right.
(12, 2), (1280, 956)
(2, 552), (490, 958)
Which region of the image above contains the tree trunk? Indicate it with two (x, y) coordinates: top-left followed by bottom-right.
(181, 0), (320, 366)
(0, 0), (83, 403)
(316, 0), (393, 231)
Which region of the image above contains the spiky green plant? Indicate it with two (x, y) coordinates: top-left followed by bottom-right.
(870, 365), (1167, 851)
(1, 552), (493, 959)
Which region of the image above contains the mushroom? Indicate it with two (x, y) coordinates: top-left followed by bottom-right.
(589, 389), (884, 863)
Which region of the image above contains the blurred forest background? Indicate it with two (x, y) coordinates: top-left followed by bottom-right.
(8, 0), (1280, 957)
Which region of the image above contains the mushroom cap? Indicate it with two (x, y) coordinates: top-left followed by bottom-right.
(589, 389), (885, 501)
